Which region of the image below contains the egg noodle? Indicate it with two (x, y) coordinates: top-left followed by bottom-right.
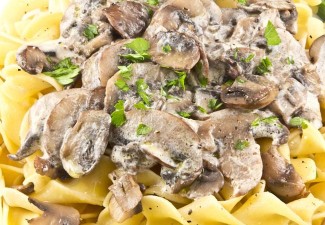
(0, 0), (325, 224)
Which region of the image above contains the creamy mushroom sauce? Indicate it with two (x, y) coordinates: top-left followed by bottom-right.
(9, 0), (325, 222)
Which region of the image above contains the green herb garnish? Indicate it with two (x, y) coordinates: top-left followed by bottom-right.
(234, 139), (250, 150)
(242, 53), (255, 63)
(264, 21), (281, 46)
(147, 0), (159, 6)
(237, 0), (247, 4)
(285, 56), (295, 65)
(195, 62), (208, 87)
(134, 101), (148, 110)
(118, 65), (132, 80)
(83, 24), (99, 40)
(121, 38), (151, 62)
(44, 58), (80, 85)
(115, 79), (130, 92)
(251, 116), (279, 127)
(289, 117), (309, 129)
(256, 57), (272, 75)
(208, 99), (223, 111)
(197, 106), (207, 114)
(236, 77), (246, 84)
(177, 111), (191, 118)
(224, 79), (234, 86)
(136, 79), (151, 105)
(137, 123), (152, 136)
(318, 1), (325, 22)
(162, 44), (172, 53)
(175, 71), (187, 91)
(111, 100), (126, 127)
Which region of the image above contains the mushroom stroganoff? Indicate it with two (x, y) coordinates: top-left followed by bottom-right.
(1, 0), (325, 224)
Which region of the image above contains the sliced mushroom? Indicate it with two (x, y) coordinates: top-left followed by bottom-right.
(28, 198), (80, 225)
(110, 109), (202, 193)
(12, 182), (35, 195)
(149, 31), (200, 70)
(261, 146), (307, 202)
(82, 40), (131, 89)
(268, 78), (306, 124)
(309, 35), (325, 87)
(103, 1), (150, 39)
(221, 75), (278, 110)
(16, 46), (51, 74)
(60, 110), (111, 178)
(108, 170), (143, 223)
(9, 88), (106, 179)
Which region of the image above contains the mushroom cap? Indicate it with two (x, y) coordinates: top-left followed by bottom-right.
(221, 75), (279, 110)
(149, 31), (200, 70)
(103, 1), (150, 39)
(60, 110), (111, 178)
(309, 35), (325, 64)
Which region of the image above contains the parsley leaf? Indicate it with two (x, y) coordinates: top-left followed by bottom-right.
(224, 80), (234, 86)
(237, 0), (247, 4)
(137, 123), (152, 136)
(264, 21), (281, 46)
(115, 79), (130, 92)
(147, 0), (159, 6)
(83, 24), (99, 41)
(136, 79), (151, 105)
(121, 38), (151, 63)
(242, 53), (255, 63)
(118, 65), (132, 80)
(111, 100), (126, 127)
(175, 71), (187, 91)
(235, 77), (246, 84)
(177, 111), (191, 118)
(317, 1), (325, 22)
(162, 71), (187, 95)
(197, 106), (207, 114)
(289, 117), (309, 129)
(208, 99), (223, 111)
(162, 44), (172, 53)
(256, 57), (272, 75)
(251, 116), (279, 127)
(194, 62), (208, 87)
(285, 57), (295, 65)
(134, 101), (148, 110)
(234, 139), (250, 150)
(234, 48), (239, 60)
(44, 58), (80, 85)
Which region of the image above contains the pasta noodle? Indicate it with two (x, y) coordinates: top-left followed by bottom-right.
(0, 0), (325, 225)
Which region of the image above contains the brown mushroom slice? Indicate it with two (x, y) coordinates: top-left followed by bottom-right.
(35, 88), (105, 178)
(198, 109), (263, 197)
(108, 171), (143, 223)
(12, 182), (35, 195)
(8, 89), (85, 162)
(309, 35), (325, 86)
(60, 110), (111, 178)
(103, 1), (150, 39)
(268, 78), (306, 124)
(16, 46), (51, 74)
(221, 75), (278, 110)
(149, 31), (200, 70)
(82, 40), (131, 89)
(261, 146), (307, 202)
(110, 109), (202, 193)
(28, 198), (80, 225)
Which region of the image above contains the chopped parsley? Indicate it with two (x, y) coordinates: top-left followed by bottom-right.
(285, 56), (295, 65)
(118, 65), (132, 80)
(251, 116), (279, 127)
(236, 77), (246, 84)
(115, 79), (129, 92)
(197, 106), (207, 114)
(224, 79), (235, 86)
(44, 58), (80, 86)
(83, 24), (99, 40)
(256, 57), (272, 75)
(264, 21), (281, 46)
(121, 38), (151, 62)
(234, 139), (250, 151)
(289, 117), (309, 129)
(177, 111), (191, 118)
(195, 62), (208, 87)
(237, 0), (247, 4)
(147, 0), (159, 6)
(134, 101), (148, 110)
(242, 53), (255, 63)
(136, 79), (151, 105)
(234, 48), (239, 60)
(162, 71), (187, 95)
(175, 71), (187, 91)
(162, 44), (172, 53)
(111, 100), (126, 127)
(318, 1), (325, 22)
(208, 99), (223, 111)
(136, 123), (152, 136)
